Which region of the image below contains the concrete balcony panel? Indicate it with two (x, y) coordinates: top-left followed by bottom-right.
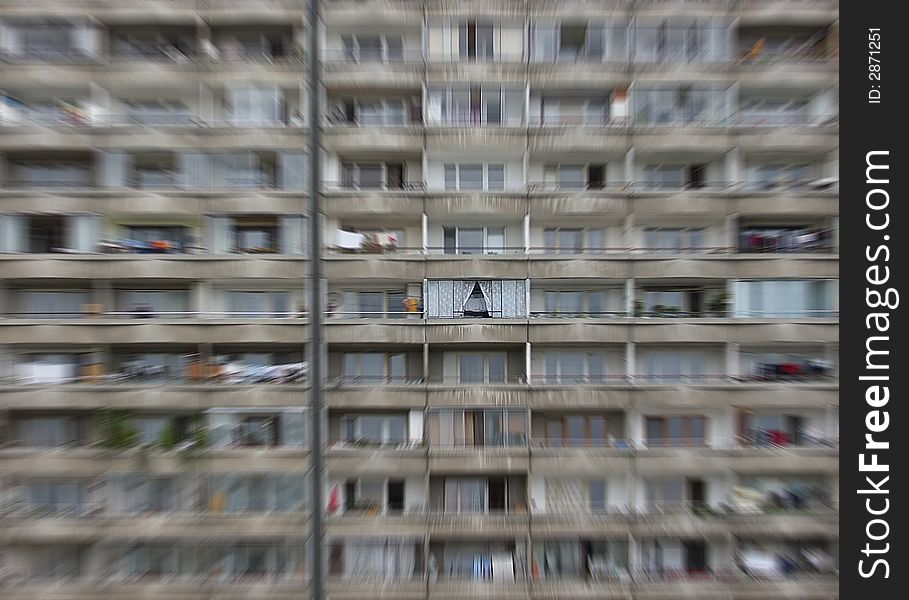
(429, 581), (530, 600)
(635, 451), (735, 475)
(735, 256), (839, 279)
(324, 61), (423, 90)
(324, 256), (424, 281)
(426, 127), (526, 153)
(528, 321), (629, 344)
(327, 386), (426, 409)
(0, 63), (100, 89)
(530, 449), (634, 475)
(425, 62), (527, 85)
(0, 320), (307, 345)
(528, 62), (630, 88)
(630, 65), (737, 86)
(325, 321), (425, 344)
(734, 192), (839, 217)
(327, 580), (424, 600)
(631, 511), (736, 538)
(528, 194), (629, 218)
(325, 0), (423, 26)
(427, 385), (534, 408)
(632, 128), (733, 154)
(628, 320), (730, 344)
(326, 513), (427, 538)
(528, 0), (635, 19)
(0, 384), (309, 410)
(531, 580), (635, 600)
(739, 0), (839, 26)
(424, 321), (529, 344)
(427, 0), (529, 18)
(0, 190), (305, 216)
(737, 61), (838, 89)
(327, 448), (427, 476)
(325, 191), (424, 219)
(0, 256), (308, 281)
(428, 512), (530, 537)
(325, 126), (423, 154)
(732, 321), (838, 344)
(425, 193), (528, 218)
(632, 192), (730, 216)
(0, 125), (96, 150)
(728, 451), (838, 474)
(736, 125), (838, 154)
(425, 256), (532, 280)
(526, 387), (632, 410)
(632, 383), (837, 409)
(528, 126), (631, 155)
(630, 257), (733, 278)
(527, 258), (630, 280)
(428, 448), (530, 473)
(530, 512), (634, 539)
(725, 511), (838, 538)
(720, 576), (839, 599)
(0, 513), (310, 543)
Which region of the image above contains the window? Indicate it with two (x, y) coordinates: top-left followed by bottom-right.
(343, 353), (406, 383)
(458, 352), (507, 383)
(428, 86), (523, 125)
(444, 478), (487, 513)
(29, 481), (86, 513)
(234, 223), (278, 253)
(122, 476), (178, 513)
(543, 352), (606, 384)
(428, 409), (528, 447)
(645, 479), (685, 507)
(545, 479), (609, 514)
(341, 34), (405, 62)
(341, 162), (405, 190)
(18, 417), (81, 447)
(459, 21), (495, 61)
(545, 415), (608, 446)
(443, 226), (507, 255)
(643, 228), (705, 252)
(544, 289), (617, 317)
(641, 352), (705, 382)
(118, 290), (188, 317)
(443, 164), (506, 190)
(733, 280), (834, 318)
(544, 163), (607, 190)
(124, 546), (180, 578)
(753, 164), (812, 189)
(226, 86), (283, 124)
(16, 291), (88, 318)
(341, 289), (407, 318)
(228, 291), (290, 318)
(342, 414), (408, 445)
(543, 228), (605, 254)
(644, 416), (706, 447)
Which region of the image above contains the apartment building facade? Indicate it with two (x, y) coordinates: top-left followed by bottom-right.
(0, 0), (838, 598)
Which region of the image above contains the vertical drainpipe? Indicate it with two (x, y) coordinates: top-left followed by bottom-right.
(307, 0), (324, 598)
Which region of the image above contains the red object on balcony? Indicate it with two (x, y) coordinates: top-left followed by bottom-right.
(327, 485), (340, 514)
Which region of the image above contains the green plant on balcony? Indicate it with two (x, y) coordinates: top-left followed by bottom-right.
(634, 300), (644, 317)
(157, 422), (181, 451)
(706, 294), (730, 318)
(98, 408), (139, 450)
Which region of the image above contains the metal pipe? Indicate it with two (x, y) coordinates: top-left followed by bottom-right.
(306, 0), (324, 597)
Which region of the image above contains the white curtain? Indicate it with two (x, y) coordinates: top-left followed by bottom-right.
(66, 214), (101, 252)
(0, 214), (26, 252)
(207, 216), (232, 254)
(100, 151), (129, 187)
(279, 215), (305, 255)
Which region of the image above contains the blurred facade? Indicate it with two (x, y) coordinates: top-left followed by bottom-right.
(0, 1), (838, 599)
